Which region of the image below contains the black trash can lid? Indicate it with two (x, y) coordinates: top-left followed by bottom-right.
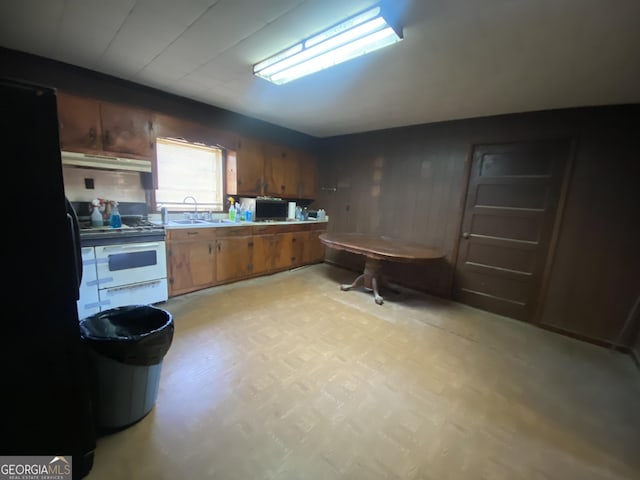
(79, 305), (174, 366)
(80, 305), (172, 340)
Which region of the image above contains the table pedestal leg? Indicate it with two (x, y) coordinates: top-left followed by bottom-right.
(340, 258), (386, 305)
(340, 274), (364, 291)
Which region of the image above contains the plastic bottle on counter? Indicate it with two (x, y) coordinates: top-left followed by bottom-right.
(109, 202), (122, 228)
(228, 203), (236, 222)
(91, 206), (103, 227)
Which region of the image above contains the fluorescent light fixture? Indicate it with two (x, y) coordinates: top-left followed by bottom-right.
(253, 5), (403, 85)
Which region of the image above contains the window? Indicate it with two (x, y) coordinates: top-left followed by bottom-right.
(155, 137), (224, 212)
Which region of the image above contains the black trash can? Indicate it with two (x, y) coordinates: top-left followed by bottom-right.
(80, 305), (174, 431)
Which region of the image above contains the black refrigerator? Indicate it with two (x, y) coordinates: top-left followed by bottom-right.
(1, 78), (96, 478)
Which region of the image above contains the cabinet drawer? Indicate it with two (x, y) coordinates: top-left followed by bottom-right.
(216, 226), (253, 237)
(167, 227), (218, 241)
(252, 224), (292, 235)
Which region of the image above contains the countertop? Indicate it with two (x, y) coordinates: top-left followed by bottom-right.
(157, 218), (328, 229)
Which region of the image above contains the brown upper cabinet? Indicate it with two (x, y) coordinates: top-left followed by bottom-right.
(231, 135), (318, 199)
(57, 92), (153, 159)
(152, 112), (237, 149)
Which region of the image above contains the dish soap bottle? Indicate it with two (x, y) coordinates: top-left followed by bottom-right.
(228, 202), (236, 222)
(109, 201), (122, 228)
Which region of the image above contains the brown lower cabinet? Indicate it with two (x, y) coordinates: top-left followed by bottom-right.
(167, 223), (326, 297)
(216, 233), (254, 283)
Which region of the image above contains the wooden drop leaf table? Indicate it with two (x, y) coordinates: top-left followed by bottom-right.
(319, 232), (444, 305)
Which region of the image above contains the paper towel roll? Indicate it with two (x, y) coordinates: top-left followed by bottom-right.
(288, 202), (296, 220)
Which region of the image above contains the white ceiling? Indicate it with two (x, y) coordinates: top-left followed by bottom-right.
(1, 0), (639, 137)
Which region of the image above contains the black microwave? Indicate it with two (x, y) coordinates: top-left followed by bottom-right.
(240, 197), (288, 221)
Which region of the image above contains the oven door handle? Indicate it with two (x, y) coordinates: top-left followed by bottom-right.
(100, 243), (162, 251)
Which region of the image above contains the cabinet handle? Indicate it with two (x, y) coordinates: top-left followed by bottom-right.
(149, 141), (154, 150)
(209, 243), (212, 254)
(248, 241), (254, 247)
(217, 243), (221, 252)
(187, 231), (199, 235)
(103, 130), (111, 145)
(88, 127), (97, 142)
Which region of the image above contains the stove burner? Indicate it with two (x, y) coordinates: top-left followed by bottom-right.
(79, 218), (165, 246)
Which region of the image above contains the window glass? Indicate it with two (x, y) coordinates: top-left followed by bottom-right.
(155, 137), (223, 212)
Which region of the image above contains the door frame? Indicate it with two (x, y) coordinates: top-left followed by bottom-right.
(449, 136), (576, 323)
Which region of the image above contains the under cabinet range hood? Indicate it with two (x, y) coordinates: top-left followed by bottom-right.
(61, 151), (151, 173)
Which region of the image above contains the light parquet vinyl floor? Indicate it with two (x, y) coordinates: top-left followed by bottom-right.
(86, 263), (640, 480)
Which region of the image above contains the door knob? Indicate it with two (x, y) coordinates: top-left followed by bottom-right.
(462, 232), (470, 239)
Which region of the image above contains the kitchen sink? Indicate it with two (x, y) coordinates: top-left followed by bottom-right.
(202, 219), (233, 224)
(170, 219), (207, 225)
(170, 218), (235, 225)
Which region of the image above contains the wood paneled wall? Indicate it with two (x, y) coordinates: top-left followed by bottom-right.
(315, 105), (640, 348)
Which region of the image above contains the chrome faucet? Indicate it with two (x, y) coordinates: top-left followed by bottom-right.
(183, 195), (198, 218)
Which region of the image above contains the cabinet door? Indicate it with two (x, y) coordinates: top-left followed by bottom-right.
(304, 229), (326, 263)
(100, 101), (152, 158)
(235, 136), (264, 195)
(296, 150), (318, 199)
(252, 235), (274, 274)
(290, 231), (306, 267)
(264, 143), (298, 198)
(57, 92), (102, 153)
(273, 232), (294, 270)
(216, 236), (254, 282)
(168, 240), (216, 296)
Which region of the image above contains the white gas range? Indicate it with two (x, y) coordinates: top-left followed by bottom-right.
(77, 221), (167, 319)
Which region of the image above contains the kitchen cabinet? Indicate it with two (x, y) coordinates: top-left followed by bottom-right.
(304, 228), (326, 264)
(167, 228), (217, 296)
(152, 112), (238, 150)
(57, 93), (102, 153)
(264, 143), (300, 198)
(100, 101), (153, 158)
(166, 222), (326, 298)
(230, 136), (318, 199)
(253, 231), (293, 274)
(296, 150), (318, 199)
(57, 91), (153, 159)
(214, 226), (254, 283)
(216, 234), (254, 283)
(234, 136), (265, 196)
(289, 226), (326, 267)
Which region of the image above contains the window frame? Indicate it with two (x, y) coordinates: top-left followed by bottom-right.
(153, 136), (228, 214)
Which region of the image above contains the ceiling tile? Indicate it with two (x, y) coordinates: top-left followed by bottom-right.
(0, 0), (65, 57)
